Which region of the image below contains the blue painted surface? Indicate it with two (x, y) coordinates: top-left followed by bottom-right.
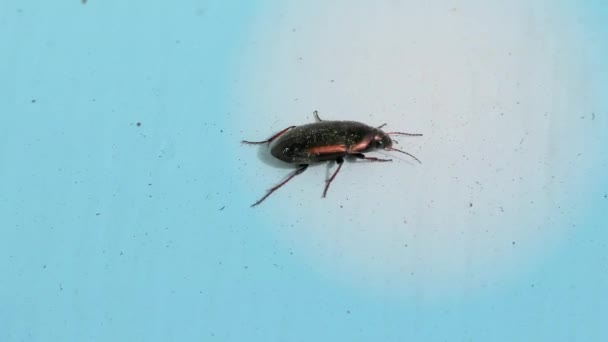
(1, 1), (607, 341)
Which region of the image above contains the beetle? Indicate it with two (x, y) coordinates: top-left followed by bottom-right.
(242, 111), (422, 207)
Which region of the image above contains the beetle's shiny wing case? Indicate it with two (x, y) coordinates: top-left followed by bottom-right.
(270, 121), (374, 163)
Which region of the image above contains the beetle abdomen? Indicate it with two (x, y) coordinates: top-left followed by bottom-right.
(270, 121), (374, 163)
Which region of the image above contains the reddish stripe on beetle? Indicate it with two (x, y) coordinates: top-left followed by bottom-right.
(307, 144), (347, 155)
(347, 135), (373, 153)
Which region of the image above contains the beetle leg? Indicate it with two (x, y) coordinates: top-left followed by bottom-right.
(322, 157), (344, 198)
(351, 153), (392, 162)
(313, 110), (323, 122)
(377, 123), (387, 129)
(242, 126), (296, 145)
(251, 164), (308, 207)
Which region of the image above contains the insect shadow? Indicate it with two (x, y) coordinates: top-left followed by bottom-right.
(254, 142), (295, 169)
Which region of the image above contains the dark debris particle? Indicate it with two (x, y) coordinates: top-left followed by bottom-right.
(136, 122), (142, 127)
(31, 99), (36, 103)
(82, 0), (87, 4)
(95, 213), (100, 216)
(219, 206), (225, 211)
(469, 202), (473, 207)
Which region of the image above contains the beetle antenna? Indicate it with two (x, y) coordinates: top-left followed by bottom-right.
(387, 147), (422, 164)
(387, 132), (423, 136)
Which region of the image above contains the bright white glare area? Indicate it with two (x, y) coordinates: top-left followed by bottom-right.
(236, 0), (594, 297)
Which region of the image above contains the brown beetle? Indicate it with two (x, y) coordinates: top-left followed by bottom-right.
(243, 111), (422, 206)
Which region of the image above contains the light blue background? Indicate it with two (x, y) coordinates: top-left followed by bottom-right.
(1, 1), (607, 341)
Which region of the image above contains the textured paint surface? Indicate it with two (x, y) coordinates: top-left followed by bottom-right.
(2, 1), (607, 341)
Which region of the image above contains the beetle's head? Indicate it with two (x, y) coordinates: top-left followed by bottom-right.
(372, 130), (393, 150)
(373, 129), (424, 164)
